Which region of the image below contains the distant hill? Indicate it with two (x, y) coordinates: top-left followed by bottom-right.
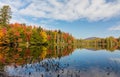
(84, 37), (101, 40)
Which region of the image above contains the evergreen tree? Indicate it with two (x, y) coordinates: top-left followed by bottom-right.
(0, 5), (12, 27)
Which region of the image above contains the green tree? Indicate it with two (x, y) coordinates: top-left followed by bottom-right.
(0, 5), (12, 27)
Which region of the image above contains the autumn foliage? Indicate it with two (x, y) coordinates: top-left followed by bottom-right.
(0, 23), (75, 46)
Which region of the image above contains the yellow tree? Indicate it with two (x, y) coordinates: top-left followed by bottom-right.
(40, 30), (47, 44)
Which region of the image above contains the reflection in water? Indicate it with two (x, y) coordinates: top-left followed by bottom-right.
(0, 45), (120, 77)
(0, 45), (74, 66)
(76, 41), (120, 52)
(4, 61), (120, 77)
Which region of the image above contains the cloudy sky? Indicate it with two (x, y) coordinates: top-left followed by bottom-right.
(0, 0), (120, 38)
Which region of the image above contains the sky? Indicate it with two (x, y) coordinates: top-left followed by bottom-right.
(0, 0), (120, 39)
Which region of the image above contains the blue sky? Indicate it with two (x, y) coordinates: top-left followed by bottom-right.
(0, 0), (120, 39)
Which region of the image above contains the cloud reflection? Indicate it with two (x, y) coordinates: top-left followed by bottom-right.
(4, 59), (120, 77)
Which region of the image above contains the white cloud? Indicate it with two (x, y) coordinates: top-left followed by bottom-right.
(109, 24), (120, 31)
(19, 0), (120, 21)
(110, 58), (120, 63)
(0, 0), (120, 22)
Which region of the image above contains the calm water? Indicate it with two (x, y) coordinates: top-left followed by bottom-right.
(0, 46), (120, 77)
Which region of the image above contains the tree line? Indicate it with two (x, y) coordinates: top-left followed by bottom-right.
(75, 37), (120, 51)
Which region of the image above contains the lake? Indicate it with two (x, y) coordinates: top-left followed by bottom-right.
(0, 46), (120, 77)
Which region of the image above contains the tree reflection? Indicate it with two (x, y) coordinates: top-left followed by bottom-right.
(0, 44), (120, 76)
(0, 44), (120, 69)
(76, 43), (120, 52)
(0, 45), (74, 71)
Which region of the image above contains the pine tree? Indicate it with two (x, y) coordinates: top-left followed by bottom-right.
(0, 5), (12, 27)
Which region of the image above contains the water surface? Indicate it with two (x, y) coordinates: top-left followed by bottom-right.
(0, 46), (120, 77)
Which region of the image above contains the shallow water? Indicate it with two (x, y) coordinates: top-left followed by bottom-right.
(0, 46), (120, 77)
